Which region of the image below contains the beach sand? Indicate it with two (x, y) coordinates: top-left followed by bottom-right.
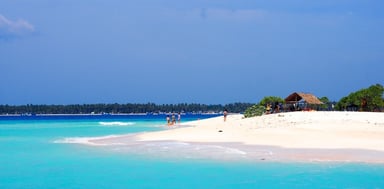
(91, 111), (384, 163)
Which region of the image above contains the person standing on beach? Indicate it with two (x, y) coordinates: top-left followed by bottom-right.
(266, 104), (272, 114)
(274, 102), (280, 113)
(177, 112), (181, 124)
(223, 109), (228, 122)
(166, 115), (170, 126)
(171, 113), (176, 125)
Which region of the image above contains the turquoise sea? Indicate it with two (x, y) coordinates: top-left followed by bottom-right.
(1, 114), (384, 189)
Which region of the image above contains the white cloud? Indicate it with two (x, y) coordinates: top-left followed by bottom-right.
(0, 14), (35, 37)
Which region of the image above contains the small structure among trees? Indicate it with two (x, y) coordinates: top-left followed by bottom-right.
(336, 84), (384, 112)
(284, 92), (323, 111)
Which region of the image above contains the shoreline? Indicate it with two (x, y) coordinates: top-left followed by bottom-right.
(0, 113), (221, 117)
(87, 135), (384, 164)
(89, 111), (384, 163)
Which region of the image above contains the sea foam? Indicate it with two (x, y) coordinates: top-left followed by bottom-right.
(53, 135), (125, 146)
(98, 122), (135, 126)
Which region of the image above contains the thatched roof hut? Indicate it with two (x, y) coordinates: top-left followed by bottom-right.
(285, 92), (323, 105)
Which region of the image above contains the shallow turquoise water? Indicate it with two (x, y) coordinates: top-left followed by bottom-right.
(1, 115), (384, 188)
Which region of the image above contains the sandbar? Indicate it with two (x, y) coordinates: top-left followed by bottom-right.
(91, 111), (384, 163)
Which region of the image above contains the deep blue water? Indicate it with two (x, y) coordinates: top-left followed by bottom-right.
(1, 114), (384, 188)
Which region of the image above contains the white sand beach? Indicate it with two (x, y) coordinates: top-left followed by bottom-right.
(92, 111), (384, 163)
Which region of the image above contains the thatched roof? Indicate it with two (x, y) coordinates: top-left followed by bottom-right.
(285, 92), (323, 105)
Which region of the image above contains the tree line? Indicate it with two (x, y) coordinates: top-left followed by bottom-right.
(244, 84), (384, 118)
(1, 84), (382, 115)
(335, 84), (384, 111)
(0, 102), (254, 115)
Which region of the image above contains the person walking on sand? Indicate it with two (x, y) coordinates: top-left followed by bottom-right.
(223, 109), (228, 122)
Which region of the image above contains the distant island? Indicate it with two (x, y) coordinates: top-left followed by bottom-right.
(1, 84), (382, 115)
(0, 103), (253, 115)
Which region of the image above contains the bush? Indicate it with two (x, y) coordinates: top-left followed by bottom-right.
(244, 105), (266, 118)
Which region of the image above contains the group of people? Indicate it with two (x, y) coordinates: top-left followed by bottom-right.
(265, 103), (281, 114)
(166, 109), (228, 126)
(166, 113), (181, 126)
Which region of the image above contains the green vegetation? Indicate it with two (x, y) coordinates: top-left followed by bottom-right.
(319, 96), (331, 110)
(0, 103), (253, 115)
(257, 96), (284, 106)
(244, 84), (383, 118)
(244, 105), (265, 118)
(335, 84), (384, 111)
(244, 96), (284, 118)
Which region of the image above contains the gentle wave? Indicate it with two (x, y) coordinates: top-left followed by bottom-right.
(206, 145), (248, 155)
(98, 122), (135, 126)
(142, 141), (247, 155)
(53, 135), (124, 146)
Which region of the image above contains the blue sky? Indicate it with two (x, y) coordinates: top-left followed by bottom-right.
(1, 0), (383, 105)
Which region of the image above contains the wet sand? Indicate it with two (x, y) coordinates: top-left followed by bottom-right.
(90, 111), (384, 163)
